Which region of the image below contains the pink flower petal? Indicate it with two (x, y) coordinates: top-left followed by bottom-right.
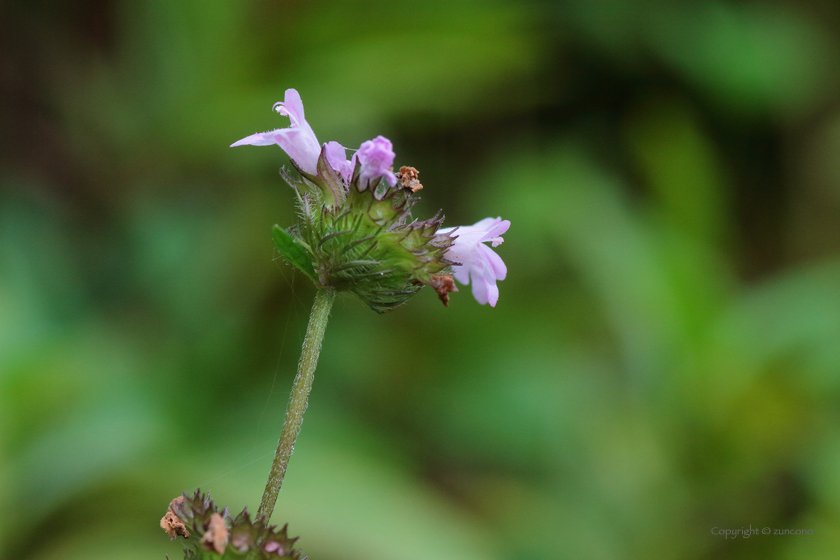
(481, 219), (510, 242)
(452, 262), (471, 285)
(470, 268), (489, 305)
(483, 276), (500, 307)
(324, 141), (353, 182)
(231, 88), (321, 174)
(478, 243), (507, 280)
(279, 89), (306, 126)
(274, 129), (320, 174)
(230, 130), (283, 147)
(470, 217), (500, 230)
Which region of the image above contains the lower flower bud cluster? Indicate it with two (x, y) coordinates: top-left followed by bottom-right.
(161, 491), (303, 559)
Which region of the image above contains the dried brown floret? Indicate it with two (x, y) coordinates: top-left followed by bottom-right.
(160, 496), (190, 539)
(399, 166), (423, 193)
(429, 274), (458, 306)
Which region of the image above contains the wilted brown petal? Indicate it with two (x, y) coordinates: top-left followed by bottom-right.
(399, 166), (423, 193)
(429, 274), (458, 306)
(160, 496), (190, 540)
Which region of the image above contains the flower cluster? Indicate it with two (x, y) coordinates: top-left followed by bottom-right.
(161, 491), (303, 559)
(232, 89), (509, 309)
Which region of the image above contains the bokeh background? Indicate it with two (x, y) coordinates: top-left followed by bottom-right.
(2, 1), (840, 559)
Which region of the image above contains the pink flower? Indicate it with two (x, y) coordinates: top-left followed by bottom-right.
(230, 89), (321, 174)
(439, 217), (509, 307)
(357, 135), (397, 187)
(231, 91), (399, 189)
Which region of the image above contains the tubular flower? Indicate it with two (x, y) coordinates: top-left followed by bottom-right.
(439, 217), (510, 307)
(230, 89), (321, 174)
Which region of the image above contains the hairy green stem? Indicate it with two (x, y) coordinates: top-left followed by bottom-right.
(257, 288), (336, 521)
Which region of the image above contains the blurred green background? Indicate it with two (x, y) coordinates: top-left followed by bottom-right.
(2, 1), (840, 559)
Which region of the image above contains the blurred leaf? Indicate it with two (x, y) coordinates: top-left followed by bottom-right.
(626, 97), (729, 245)
(712, 259), (840, 399)
(647, 2), (834, 115)
(9, 394), (160, 520)
(564, 1), (837, 116)
(490, 142), (732, 386)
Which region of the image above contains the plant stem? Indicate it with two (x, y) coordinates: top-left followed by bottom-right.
(257, 287), (336, 521)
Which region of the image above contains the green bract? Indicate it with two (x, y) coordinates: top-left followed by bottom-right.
(274, 147), (455, 313)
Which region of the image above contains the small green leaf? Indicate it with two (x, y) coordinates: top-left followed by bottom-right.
(272, 225), (318, 283)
